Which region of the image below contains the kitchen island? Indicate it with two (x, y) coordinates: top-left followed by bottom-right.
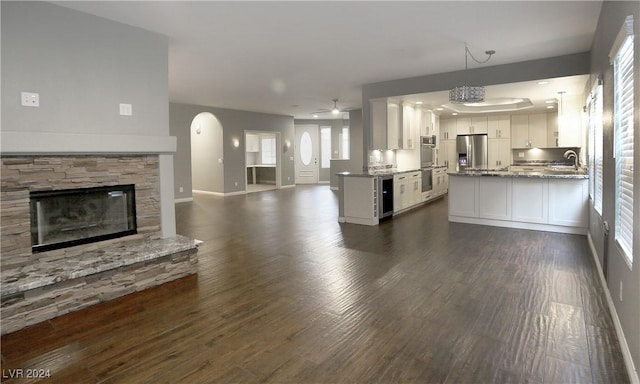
(337, 167), (447, 225)
(448, 169), (588, 234)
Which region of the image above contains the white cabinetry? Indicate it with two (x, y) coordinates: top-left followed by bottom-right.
(547, 113), (558, 147)
(488, 115), (510, 138)
(417, 108), (439, 137)
(440, 118), (456, 141)
(342, 176), (377, 225)
(512, 178), (548, 224)
(448, 175), (588, 234)
(488, 138), (511, 168)
(371, 99), (400, 149)
(479, 178), (512, 220)
(433, 167), (448, 196)
(438, 140), (458, 172)
(394, 172), (422, 213)
(511, 114), (548, 148)
(393, 174), (409, 212)
(449, 176), (479, 217)
(548, 179), (588, 227)
(400, 103), (415, 149)
(457, 117), (488, 135)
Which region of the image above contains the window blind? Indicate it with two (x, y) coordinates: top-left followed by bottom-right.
(613, 30), (634, 263)
(261, 137), (276, 165)
(589, 85), (603, 214)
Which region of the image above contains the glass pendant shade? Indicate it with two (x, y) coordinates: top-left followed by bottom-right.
(449, 85), (485, 104)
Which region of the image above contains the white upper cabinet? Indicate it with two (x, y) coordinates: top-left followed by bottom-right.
(440, 118), (456, 141)
(488, 115), (510, 138)
(557, 94), (583, 147)
(488, 138), (511, 168)
(371, 99), (400, 149)
(511, 113), (548, 148)
(400, 103), (414, 149)
(456, 117), (488, 135)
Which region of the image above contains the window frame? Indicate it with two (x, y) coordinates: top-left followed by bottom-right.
(609, 14), (634, 267)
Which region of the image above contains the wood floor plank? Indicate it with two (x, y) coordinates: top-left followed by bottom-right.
(1, 186), (630, 383)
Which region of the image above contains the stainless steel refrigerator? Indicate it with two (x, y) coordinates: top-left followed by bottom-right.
(456, 134), (488, 171)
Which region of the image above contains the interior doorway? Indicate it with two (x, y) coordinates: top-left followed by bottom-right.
(245, 130), (281, 194)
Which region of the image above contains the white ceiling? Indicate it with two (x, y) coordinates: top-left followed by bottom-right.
(55, 1), (602, 119)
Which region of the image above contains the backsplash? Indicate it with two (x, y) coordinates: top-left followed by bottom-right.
(367, 149), (396, 171)
(512, 147), (581, 166)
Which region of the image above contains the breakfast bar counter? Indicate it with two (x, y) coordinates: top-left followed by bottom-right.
(448, 170), (588, 234)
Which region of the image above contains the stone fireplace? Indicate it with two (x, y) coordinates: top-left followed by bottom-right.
(1, 155), (162, 268)
(0, 153), (198, 335)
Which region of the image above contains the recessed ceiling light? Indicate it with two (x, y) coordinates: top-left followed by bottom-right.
(416, 101), (423, 105)
(313, 114), (318, 118)
(452, 112), (459, 116)
(545, 100), (556, 104)
(537, 81), (549, 85)
(436, 107), (444, 111)
(547, 105), (555, 109)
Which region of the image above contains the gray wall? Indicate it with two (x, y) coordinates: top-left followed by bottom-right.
(1, 1), (169, 136)
(361, 52), (591, 168)
(170, 103), (295, 199)
(589, 1), (639, 376)
(329, 109), (365, 189)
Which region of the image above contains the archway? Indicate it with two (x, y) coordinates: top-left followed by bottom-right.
(190, 112), (224, 194)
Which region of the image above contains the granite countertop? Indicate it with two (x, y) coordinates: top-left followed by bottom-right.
(1, 235), (200, 297)
(337, 168), (429, 178)
(448, 170), (588, 179)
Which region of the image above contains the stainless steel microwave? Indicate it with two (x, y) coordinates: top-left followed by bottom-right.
(421, 135), (436, 146)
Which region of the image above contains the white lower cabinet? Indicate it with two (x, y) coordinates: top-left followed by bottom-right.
(343, 176), (377, 225)
(448, 176), (479, 217)
(449, 175), (588, 234)
(479, 178), (512, 220)
(394, 172), (422, 213)
(512, 178), (548, 224)
(548, 179), (588, 227)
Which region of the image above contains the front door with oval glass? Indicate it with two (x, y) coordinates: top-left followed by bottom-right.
(294, 125), (319, 184)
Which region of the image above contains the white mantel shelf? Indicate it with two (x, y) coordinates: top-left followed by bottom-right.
(1, 131), (177, 155)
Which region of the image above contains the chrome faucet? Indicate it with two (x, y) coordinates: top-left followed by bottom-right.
(563, 149), (579, 170)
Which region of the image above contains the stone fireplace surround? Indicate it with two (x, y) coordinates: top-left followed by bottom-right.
(1, 151), (198, 335)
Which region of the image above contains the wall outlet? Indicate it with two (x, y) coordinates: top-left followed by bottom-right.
(518, 152), (525, 158)
(21, 92), (39, 107)
(287, 176), (290, 181)
(290, 156), (294, 161)
(119, 103), (132, 116)
(218, 158), (223, 164)
(179, 187), (184, 193)
(619, 281), (623, 301)
(234, 181), (238, 187)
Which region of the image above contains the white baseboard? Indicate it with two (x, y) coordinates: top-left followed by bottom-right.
(330, 186), (339, 191)
(174, 197), (193, 203)
(193, 189), (246, 197)
(280, 184), (295, 189)
(587, 233), (639, 384)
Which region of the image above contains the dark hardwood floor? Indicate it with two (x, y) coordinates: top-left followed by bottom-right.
(1, 185), (629, 383)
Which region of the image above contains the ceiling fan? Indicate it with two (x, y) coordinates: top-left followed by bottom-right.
(310, 99), (354, 116)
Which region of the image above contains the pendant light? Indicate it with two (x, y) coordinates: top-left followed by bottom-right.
(449, 43), (495, 104)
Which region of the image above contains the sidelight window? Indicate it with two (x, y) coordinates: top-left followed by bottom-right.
(321, 127), (331, 168)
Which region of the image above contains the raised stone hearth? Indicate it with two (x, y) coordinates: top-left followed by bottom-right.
(1, 235), (198, 335)
(0, 155), (198, 334)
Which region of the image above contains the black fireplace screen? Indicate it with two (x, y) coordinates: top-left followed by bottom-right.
(30, 185), (137, 253)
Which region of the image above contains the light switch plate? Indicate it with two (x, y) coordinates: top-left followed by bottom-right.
(119, 103), (132, 116)
(21, 92), (40, 107)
